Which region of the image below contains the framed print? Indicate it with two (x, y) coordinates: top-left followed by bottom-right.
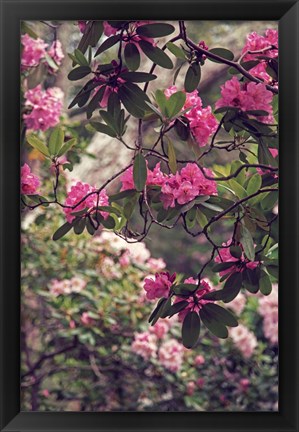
(0, 0), (298, 431)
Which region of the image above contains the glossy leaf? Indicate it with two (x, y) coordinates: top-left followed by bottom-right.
(52, 222), (73, 241)
(133, 153), (147, 191)
(124, 43), (140, 71)
(68, 66), (91, 81)
(184, 63), (201, 92)
(27, 135), (50, 157)
(182, 311), (201, 348)
(49, 126), (64, 155)
(139, 40), (173, 69)
(136, 23), (175, 38)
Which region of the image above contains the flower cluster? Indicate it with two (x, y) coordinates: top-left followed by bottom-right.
(215, 76), (274, 123)
(131, 327), (185, 372)
(63, 181), (109, 223)
(241, 29), (278, 84)
(229, 324), (258, 358)
(165, 86), (218, 147)
(174, 277), (215, 321)
(21, 34), (64, 71)
(258, 283), (278, 345)
(120, 162), (165, 191)
(214, 242), (259, 276)
(48, 276), (87, 296)
(227, 292), (247, 316)
(23, 85), (64, 131)
(21, 163), (40, 195)
(120, 162), (217, 209)
(161, 163), (217, 209)
(143, 271), (176, 301)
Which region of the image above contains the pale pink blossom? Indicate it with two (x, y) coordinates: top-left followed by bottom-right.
(258, 283), (278, 345)
(158, 338), (184, 372)
(131, 331), (157, 360)
(21, 163), (40, 195)
(186, 381), (196, 395)
(21, 34), (48, 69)
(99, 256), (121, 279)
(229, 324), (258, 358)
(143, 272), (176, 300)
(23, 85), (64, 131)
(120, 162), (166, 192)
(48, 278), (72, 296)
(80, 312), (96, 326)
(70, 276), (86, 293)
(227, 292), (247, 315)
(194, 354), (205, 366)
(149, 319), (171, 339)
(48, 40), (64, 67)
(63, 181), (109, 223)
(147, 258), (166, 272)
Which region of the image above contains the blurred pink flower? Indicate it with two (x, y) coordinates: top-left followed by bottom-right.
(158, 338), (184, 372)
(21, 163), (40, 195)
(21, 34), (48, 69)
(23, 85), (64, 131)
(131, 331), (157, 360)
(48, 40), (64, 67)
(229, 324), (258, 358)
(258, 283), (278, 345)
(195, 354), (205, 366)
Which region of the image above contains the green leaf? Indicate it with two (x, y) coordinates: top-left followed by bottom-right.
(259, 269), (272, 295)
(175, 119), (189, 140)
(27, 135), (50, 157)
(166, 91), (186, 118)
(52, 222), (73, 241)
(90, 121), (117, 137)
(229, 179), (247, 199)
(195, 208), (208, 228)
(155, 89), (168, 116)
(133, 153), (147, 191)
(208, 48), (234, 63)
(166, 42), (186, 60)
(203, 303), (238, 327)
(74, 48), (89, 66)
(222, 272), (243, 303)
(123, 194), (139, 219)
(166, 139), (177, 174)
(119, 82), (150, 117)
(124, 42), (141, 71)
(200, 202), (222, 212)
(240, 225), (255, 261)
(246, 109), (269, 117)
(136, 23), (175, 38)
(199, 308), (228, 338)
(172, 283), (197, 296)
(149, 298), (167, 325)
(246, 173), (262, 195)
(242, 267), (260, 293)
(120, 71), (157, 82)
(139, 40), (173, 69)
(160, 296), (173, 318)
(68, 66), (91, 81)
(101, 215), (116, 229)
(165, 300), (189, 318)
(86, 86), (106, 119)
(230, 245), (242, 259)
(73, 218), (86, 234)
(94, 34), (120, 57)
(213, 261), (237, 273)
(182, 311), (201, 348)
(184, 63), (201, 92)
(258, 139), (278, 166)
(49, 126), (64, 155)
(261, 191), (278, 211)
(109, 189), (137, 201)
(57, 138), (77, 157)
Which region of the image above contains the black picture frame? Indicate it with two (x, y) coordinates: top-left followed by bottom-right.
(0, 0), (298, 431)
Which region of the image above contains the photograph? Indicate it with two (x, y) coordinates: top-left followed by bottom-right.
(20, 19), (279, 413)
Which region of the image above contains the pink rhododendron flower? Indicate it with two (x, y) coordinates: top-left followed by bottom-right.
(63, 181), (109, 223)
(21, 34), (48, 69)
(149, 319), (171, 339)
(258, 283), (278, 345)
(160, 163), (217, 209)
(147, 257), (166, 272)
(81, 312), (96, 326)
(78, 21), (88, 33)
(158, 338), (184, 372)
(196, 378), (205, 388)
(229, 324), (258, 358)
(240, 378), (250, 392)
(214, 242), (259, 276)
(215, 76), (274, 123)
(195, 354), (205, 366)
(131, 331), (157, 360)
(227, 292), (247, 315)
(23, 85), (64, 131)
(143, 272), (176, 301)
(186, 381), (196, 395)
(103, 21), (118, 36)
(21, 163), (40, 195)
(120, 162), (166, 191)
(48, 276), (86, 296)
(165, 86), (218, 147)
(48, 40), (64, 67)
(175, 277), (215, 321)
